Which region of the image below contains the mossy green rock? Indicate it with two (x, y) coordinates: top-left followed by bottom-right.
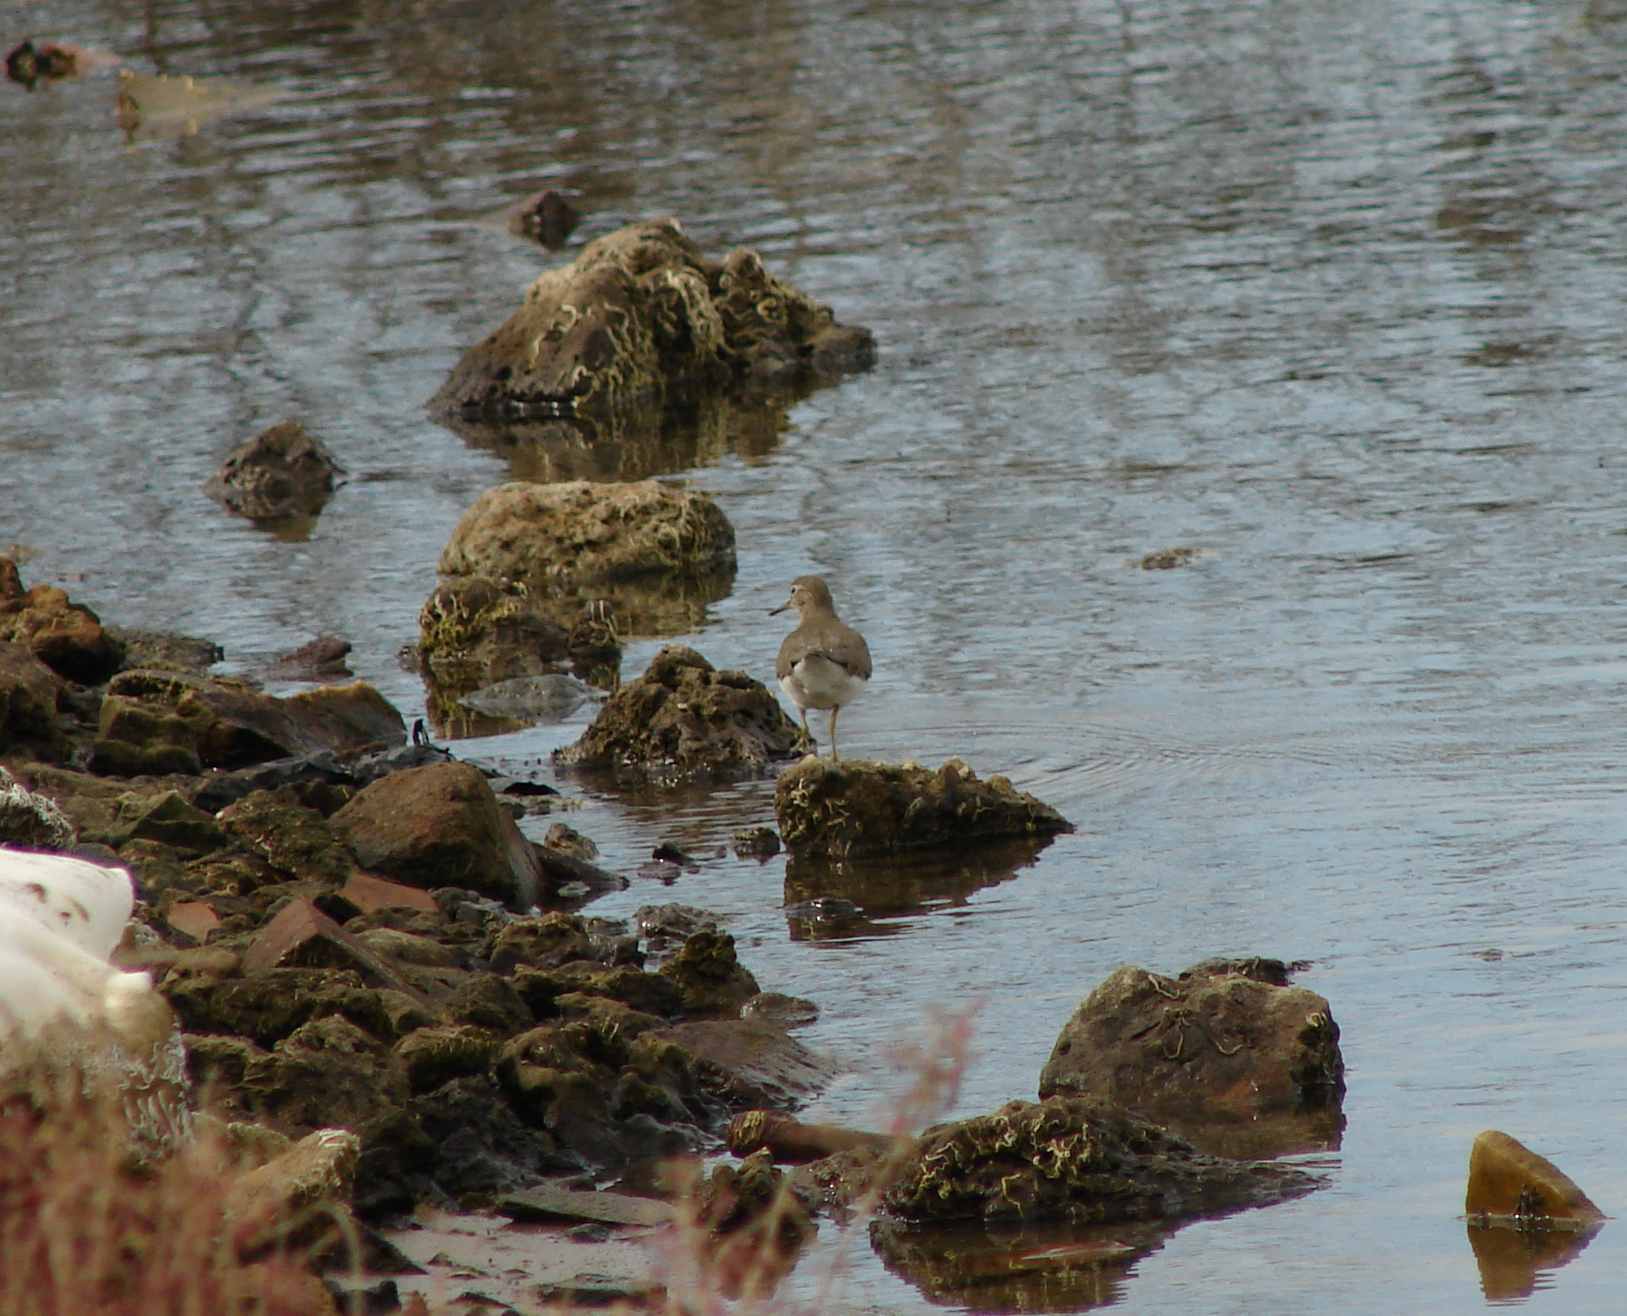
(775, 757), (1074, 860)
(883, 1097), (1319, 1225)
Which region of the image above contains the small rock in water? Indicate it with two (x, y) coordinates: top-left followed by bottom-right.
(732, 826), (781, 859)
(1465, 1130), (1604, 1228)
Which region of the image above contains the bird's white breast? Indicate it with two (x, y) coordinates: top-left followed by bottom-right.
(783, 654), (868, 711)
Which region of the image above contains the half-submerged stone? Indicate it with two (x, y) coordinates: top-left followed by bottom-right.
(881, 1097), (1319, 1224)
(1465, 1130), (1605, 1229)
(556, 646), (800, 783)
(204, 419), (345, 523)
(1464, 1130), (1606, 1302)
(429, 218), (874, 419)
(775, 757), (1073, 860)
(1038, 958), (1345, 1159)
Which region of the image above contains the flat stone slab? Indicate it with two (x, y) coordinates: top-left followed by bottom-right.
(337, 869), (440, 916)
(499, 1183), (673, 1228)
(241, 897), (435, 1012)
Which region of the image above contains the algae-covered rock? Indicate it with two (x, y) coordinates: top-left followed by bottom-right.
(0, 641), (69, 761)
(417, 577), (621, 734)
(1039, 959), (1346, 1159)
(775, 757), (1074, 860)
(557, 646), (798, 782)
(429, 218), (874, 418)
(424, 479), (734, 651)
(881, 1097), (1319, 1225)
(658, 927), (761, 1018)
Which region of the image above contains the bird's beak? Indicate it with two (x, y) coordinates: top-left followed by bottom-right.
(769, 601), (789, 616)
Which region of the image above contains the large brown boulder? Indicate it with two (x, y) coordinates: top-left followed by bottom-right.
(775, 757), (1074, 860)
(429, 219), (874, 418)
(555, 646), (798, 782)
(1037, 959), (1345, 1158)
(0, 557), (123, 684)
(330, 761), (543, 909)
(880, 1096), (1319, 1225)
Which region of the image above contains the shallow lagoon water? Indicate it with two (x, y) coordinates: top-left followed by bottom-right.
(5, 0), (1627, 1310)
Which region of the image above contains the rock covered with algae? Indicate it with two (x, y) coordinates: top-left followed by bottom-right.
(774, 756), (1074, 860)
(881, 1096), (1319, 1225)
(429, 218), (875, 418)
(419, 479), (735, 672)
(555, 646), (800, 783)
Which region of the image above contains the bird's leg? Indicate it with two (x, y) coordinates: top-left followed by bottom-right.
(795, 709), (816, 754)
(828, 706), (841, 761)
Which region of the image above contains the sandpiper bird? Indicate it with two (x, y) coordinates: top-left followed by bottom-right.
(771, 575), (872, 760)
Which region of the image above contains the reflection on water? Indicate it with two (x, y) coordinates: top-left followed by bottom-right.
(1467, 1220), (1602, 1305)
(6, 0), (1627, 1309)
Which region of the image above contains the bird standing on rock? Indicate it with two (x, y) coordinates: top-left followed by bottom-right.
(771, 575), (872, 761)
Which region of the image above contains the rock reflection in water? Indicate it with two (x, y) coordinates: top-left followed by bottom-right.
(1466, 1219), (1602, 1304)
(870, 1216), (1164, 1313)
(436, 388), (802, 484)
(782, 836), (1056, 942)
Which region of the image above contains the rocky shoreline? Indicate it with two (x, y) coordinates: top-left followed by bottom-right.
(0, 224), (1350, 1313)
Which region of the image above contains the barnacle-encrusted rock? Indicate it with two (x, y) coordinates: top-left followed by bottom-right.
(775, 757), (1073, 860)
(1039, 959), (1346, 1159)
(881, 1096), (1319, 1225)
(429, 218), (874, 418)
(555, 646), (798, 782)
(658, 927), (761, 1018)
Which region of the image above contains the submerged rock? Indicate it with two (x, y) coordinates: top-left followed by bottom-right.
(1038, 959), (1345, 1159)
(556, 646), (799, 782)
(775, 757), (1074, 860)
(504, 188), (582, 247)
(204, 419), (345, 523)
(429, 218), (874, 418)
(881, 1097), (1320, 1225)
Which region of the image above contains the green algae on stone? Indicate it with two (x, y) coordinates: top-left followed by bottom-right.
(883, 1097), (1319, 1225)
(429, 219), (874, 419)
(556, 645), (799, 783)
(775, 757), (1074, 860)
